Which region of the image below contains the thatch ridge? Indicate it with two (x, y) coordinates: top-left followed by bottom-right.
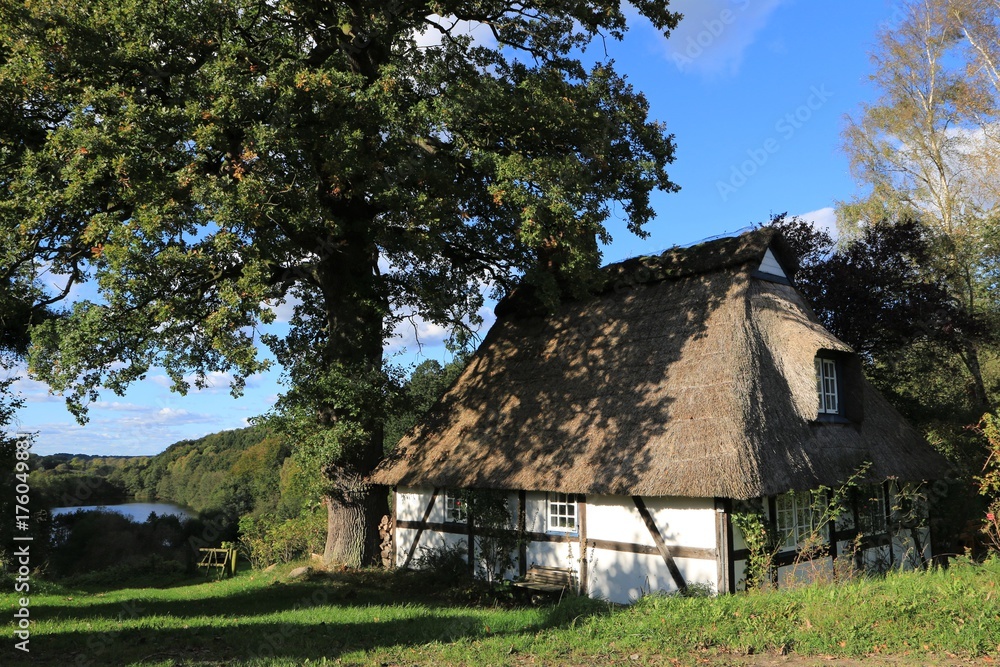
(373, 229), (947, 499)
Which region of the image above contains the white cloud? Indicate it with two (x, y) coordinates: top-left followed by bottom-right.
(387, 313), (450, 353)
(796, 206), (838, 238)
(149, 370), (262, 393)
(663, 0), (787, 76)
(10, 377), (61, 404)
(265, 294), (301, 323)
(91, 401), (148, 412)
(386, 304), (497, 356)
(414, 15), (497, 50)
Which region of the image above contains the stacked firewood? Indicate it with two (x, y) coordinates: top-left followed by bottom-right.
(378, 514), (394, 568)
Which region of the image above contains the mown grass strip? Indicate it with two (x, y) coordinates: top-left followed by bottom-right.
(4, 557), (1000, 665)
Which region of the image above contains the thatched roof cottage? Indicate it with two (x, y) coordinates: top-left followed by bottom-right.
(372, 228), (947, 601)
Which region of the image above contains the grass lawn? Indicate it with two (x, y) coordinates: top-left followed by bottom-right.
(3, 557), (1000, 666)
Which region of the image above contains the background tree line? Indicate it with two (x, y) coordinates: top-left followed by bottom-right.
(14, 356), (467, 577)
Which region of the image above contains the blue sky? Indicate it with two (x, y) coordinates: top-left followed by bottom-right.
(12, 0), (899, 456)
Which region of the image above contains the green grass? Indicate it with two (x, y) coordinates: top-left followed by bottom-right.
(5, 558), (1000, 666)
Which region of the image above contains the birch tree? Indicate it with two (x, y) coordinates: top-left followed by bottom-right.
(841, 0), (1000, 408)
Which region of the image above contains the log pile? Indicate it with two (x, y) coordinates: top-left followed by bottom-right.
(378, 514), (394, 568)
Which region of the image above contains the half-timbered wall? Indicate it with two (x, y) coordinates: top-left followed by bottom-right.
(396, 483), (933, 602)
(394, 486), (722, 604)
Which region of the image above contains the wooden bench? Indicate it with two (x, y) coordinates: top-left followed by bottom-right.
(512, 565), (577, 598)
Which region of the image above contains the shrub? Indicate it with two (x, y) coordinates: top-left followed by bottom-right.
(413, 541), (472, 584)
(237, 507), (326, 568)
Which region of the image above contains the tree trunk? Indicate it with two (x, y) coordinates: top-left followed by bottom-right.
(314, 221), (389, 568)
(959, 337), (990, 411)
(323, 471), (388, 567)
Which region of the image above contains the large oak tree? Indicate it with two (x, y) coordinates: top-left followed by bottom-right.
(0, 0), (681, 565)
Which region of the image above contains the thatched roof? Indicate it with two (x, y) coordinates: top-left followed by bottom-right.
(372, 228), (948, 500)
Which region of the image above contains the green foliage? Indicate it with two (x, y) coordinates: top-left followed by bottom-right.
(413, 541), (472, 585)
(237, 508), (327, 569)
(48, 509), (199, 580)
(977, 413), (1000, 498)
(466, 489), (518, 586)
(731, 501), (779, 591)
(109, 426), (285, 514)
(977, 414), (1000, 553)
(383, 356), (469, 452)
(0, 376), (26, 570)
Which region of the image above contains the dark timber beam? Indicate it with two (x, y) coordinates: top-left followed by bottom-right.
(578, 494), (588, 595)
(400, 488), (439, 569)
(632, 496), (687, 592)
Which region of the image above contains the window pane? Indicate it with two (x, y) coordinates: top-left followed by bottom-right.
(445, 490), (467, 523)
(548, 493), (577, 532)
(815, 358), (824, 411)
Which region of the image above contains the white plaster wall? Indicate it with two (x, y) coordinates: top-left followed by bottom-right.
(586, 495), (650, 545)
(733, 558), (748, 591)
(648, 496), (718, 549)
(523, 492), (550, 534)
(891, 527), (931, 570)
(859, 544), (892, 572)
(396, 488), (432, 522)
(731, 521), (748, 553)
(585, 550), (719, 604)
(587, 495), (717, 550)
(526, 540), (580, 571)
(395, 526), (418, 567)
(836, 540), (854, 559)
(395, 526), (468, 568)
(395, 487), (462, 568)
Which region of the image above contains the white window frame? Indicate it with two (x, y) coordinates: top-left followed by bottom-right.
(444, 490), (467, 524)
(547, 493), (578, 534)
(815, 357), (839, 414)
(775, 490), (818, 550)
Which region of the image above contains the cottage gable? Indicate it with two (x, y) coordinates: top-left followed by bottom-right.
(758, 247), (789, 280)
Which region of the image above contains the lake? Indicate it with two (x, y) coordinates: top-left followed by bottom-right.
(51, 501), (197, 522)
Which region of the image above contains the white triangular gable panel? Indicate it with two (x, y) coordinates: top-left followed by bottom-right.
(758, 247), (787, 279)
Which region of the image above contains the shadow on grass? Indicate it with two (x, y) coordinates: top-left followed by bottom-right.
(29, 613), (500, 665)
(34, 579), (399, 623)
(24, 572), (615, 665)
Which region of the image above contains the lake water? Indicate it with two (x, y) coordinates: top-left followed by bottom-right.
(51, 501), (197, 522)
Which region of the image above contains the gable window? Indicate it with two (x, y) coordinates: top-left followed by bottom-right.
(775, 491), (818, 549)
(815, 356), (839, 414)
(444, 490), (467, 524)
(547, 493), (578, 533)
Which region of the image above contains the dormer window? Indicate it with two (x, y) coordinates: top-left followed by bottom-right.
(815, 356), (839, 415)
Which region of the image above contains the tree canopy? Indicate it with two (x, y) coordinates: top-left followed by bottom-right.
(0, 0), (682, 564)
(840, 0), (1000, 409)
